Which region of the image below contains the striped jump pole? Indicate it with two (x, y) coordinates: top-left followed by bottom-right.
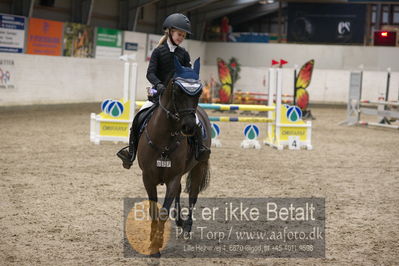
(199, 103), (275, 112)
(135, 101), (275, 112)
(234, 92), (294, 97)
(233, 96), (294, 104)
(209, 116), (274, 123)
(360, 100), (399, 106)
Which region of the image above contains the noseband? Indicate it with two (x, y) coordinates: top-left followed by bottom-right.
(159, 78), (201, 121)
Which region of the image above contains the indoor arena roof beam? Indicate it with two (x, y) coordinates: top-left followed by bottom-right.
(187, 0), (259, 40)
(200, 0), (259, 21)
(162, 0), (221, 14)
(11, 0), (34, 17)
(229, 2), (282, 26)
(119, 0), (161, 31)
(154, 0), (219, 35)
(71, 0), (94, 25)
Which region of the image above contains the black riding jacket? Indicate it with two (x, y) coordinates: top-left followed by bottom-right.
(146, 42), (191, 87)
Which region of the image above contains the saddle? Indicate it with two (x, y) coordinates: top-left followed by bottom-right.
(136, 103), (158, 135)
(130, 103), (159, 160)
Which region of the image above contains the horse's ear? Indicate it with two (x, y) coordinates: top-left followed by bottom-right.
(174, 56), (183, 74)
(193, 58), (200, 75)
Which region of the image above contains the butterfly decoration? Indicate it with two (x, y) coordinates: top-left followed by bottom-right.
(217, 57), (241, 103)
(295, 60), (314, 116)
(200, 81), (212, 103)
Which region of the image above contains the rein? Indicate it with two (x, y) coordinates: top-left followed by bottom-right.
(158, 80), (197, 121)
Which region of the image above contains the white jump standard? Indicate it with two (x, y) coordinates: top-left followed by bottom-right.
(90, 54), (138, 144)
(343, 70), (399, 130)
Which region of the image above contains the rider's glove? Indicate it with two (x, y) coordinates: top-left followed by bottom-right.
(155, 83), (166, 96)
(148, 83), (166, 102)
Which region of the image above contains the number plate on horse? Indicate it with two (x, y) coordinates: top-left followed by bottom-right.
(156, 158), (171, 168)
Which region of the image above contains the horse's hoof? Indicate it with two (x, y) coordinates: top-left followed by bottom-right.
(183, 221), (192, 233)
(149, 252), (161, 258)
(175, 219), (183, 228)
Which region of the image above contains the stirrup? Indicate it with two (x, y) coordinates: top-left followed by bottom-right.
(116, 146), (133, 169)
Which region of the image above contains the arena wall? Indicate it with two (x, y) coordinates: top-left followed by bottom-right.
(205, 42), (399, 71)
(201, 66), (399, 104)
(0, 38), (398, 106)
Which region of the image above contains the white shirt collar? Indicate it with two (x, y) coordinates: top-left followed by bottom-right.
(167, 38), (177, 52)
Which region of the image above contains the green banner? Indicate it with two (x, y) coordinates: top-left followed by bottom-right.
(96, 27), (122, 48)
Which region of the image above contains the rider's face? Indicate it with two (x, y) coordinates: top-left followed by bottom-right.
(171, 30), (186, 45)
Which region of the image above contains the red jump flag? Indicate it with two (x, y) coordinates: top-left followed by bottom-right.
(280, 59), (288, 67)
(271, 59), (279, 66)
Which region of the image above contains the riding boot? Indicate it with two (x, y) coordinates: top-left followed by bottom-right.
(117, 116), (140, 169)
(194, 126), (211, 161)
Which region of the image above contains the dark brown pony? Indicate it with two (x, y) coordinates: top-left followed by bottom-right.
(137, 58), (211, 257)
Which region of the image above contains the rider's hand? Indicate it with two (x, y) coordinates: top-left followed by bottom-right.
(155, 83), (166, 96)
(148, 88), (157, 96)
(148, 83), (165, 102)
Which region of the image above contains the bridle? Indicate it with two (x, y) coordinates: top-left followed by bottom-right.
(158, 78), (201, 122)
(144, 77), (202, 169)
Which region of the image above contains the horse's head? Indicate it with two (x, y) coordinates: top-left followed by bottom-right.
(161, 57), (202, 136)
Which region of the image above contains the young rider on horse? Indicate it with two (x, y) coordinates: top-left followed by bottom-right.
(117, 13), (211, 169)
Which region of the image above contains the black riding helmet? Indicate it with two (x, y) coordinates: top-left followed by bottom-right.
(162, 13), (192, 35)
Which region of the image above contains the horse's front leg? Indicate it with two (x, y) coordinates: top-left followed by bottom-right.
(174, 184), (183, 228)
(184, 173), (202, 233)
(143, 172), (160, 254)
(150, 175), (182, 255)
(149, 202), (159, 243)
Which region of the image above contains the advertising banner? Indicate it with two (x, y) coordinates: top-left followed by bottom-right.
(27, 18), (63, 56)
(0, 14), (25, 53)
(63, 22), (94, 58)
(287, 3), (366, 44)
(0, 58), (16, 89)
(95, 27), (122, 59)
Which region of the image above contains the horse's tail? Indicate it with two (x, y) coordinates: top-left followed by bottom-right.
(184, 160), (210, 194)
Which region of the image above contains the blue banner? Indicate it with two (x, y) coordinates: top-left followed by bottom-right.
(0, 14), (25, 30)
(0, 47), (24, 53)
(0, 14), (26, 53)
